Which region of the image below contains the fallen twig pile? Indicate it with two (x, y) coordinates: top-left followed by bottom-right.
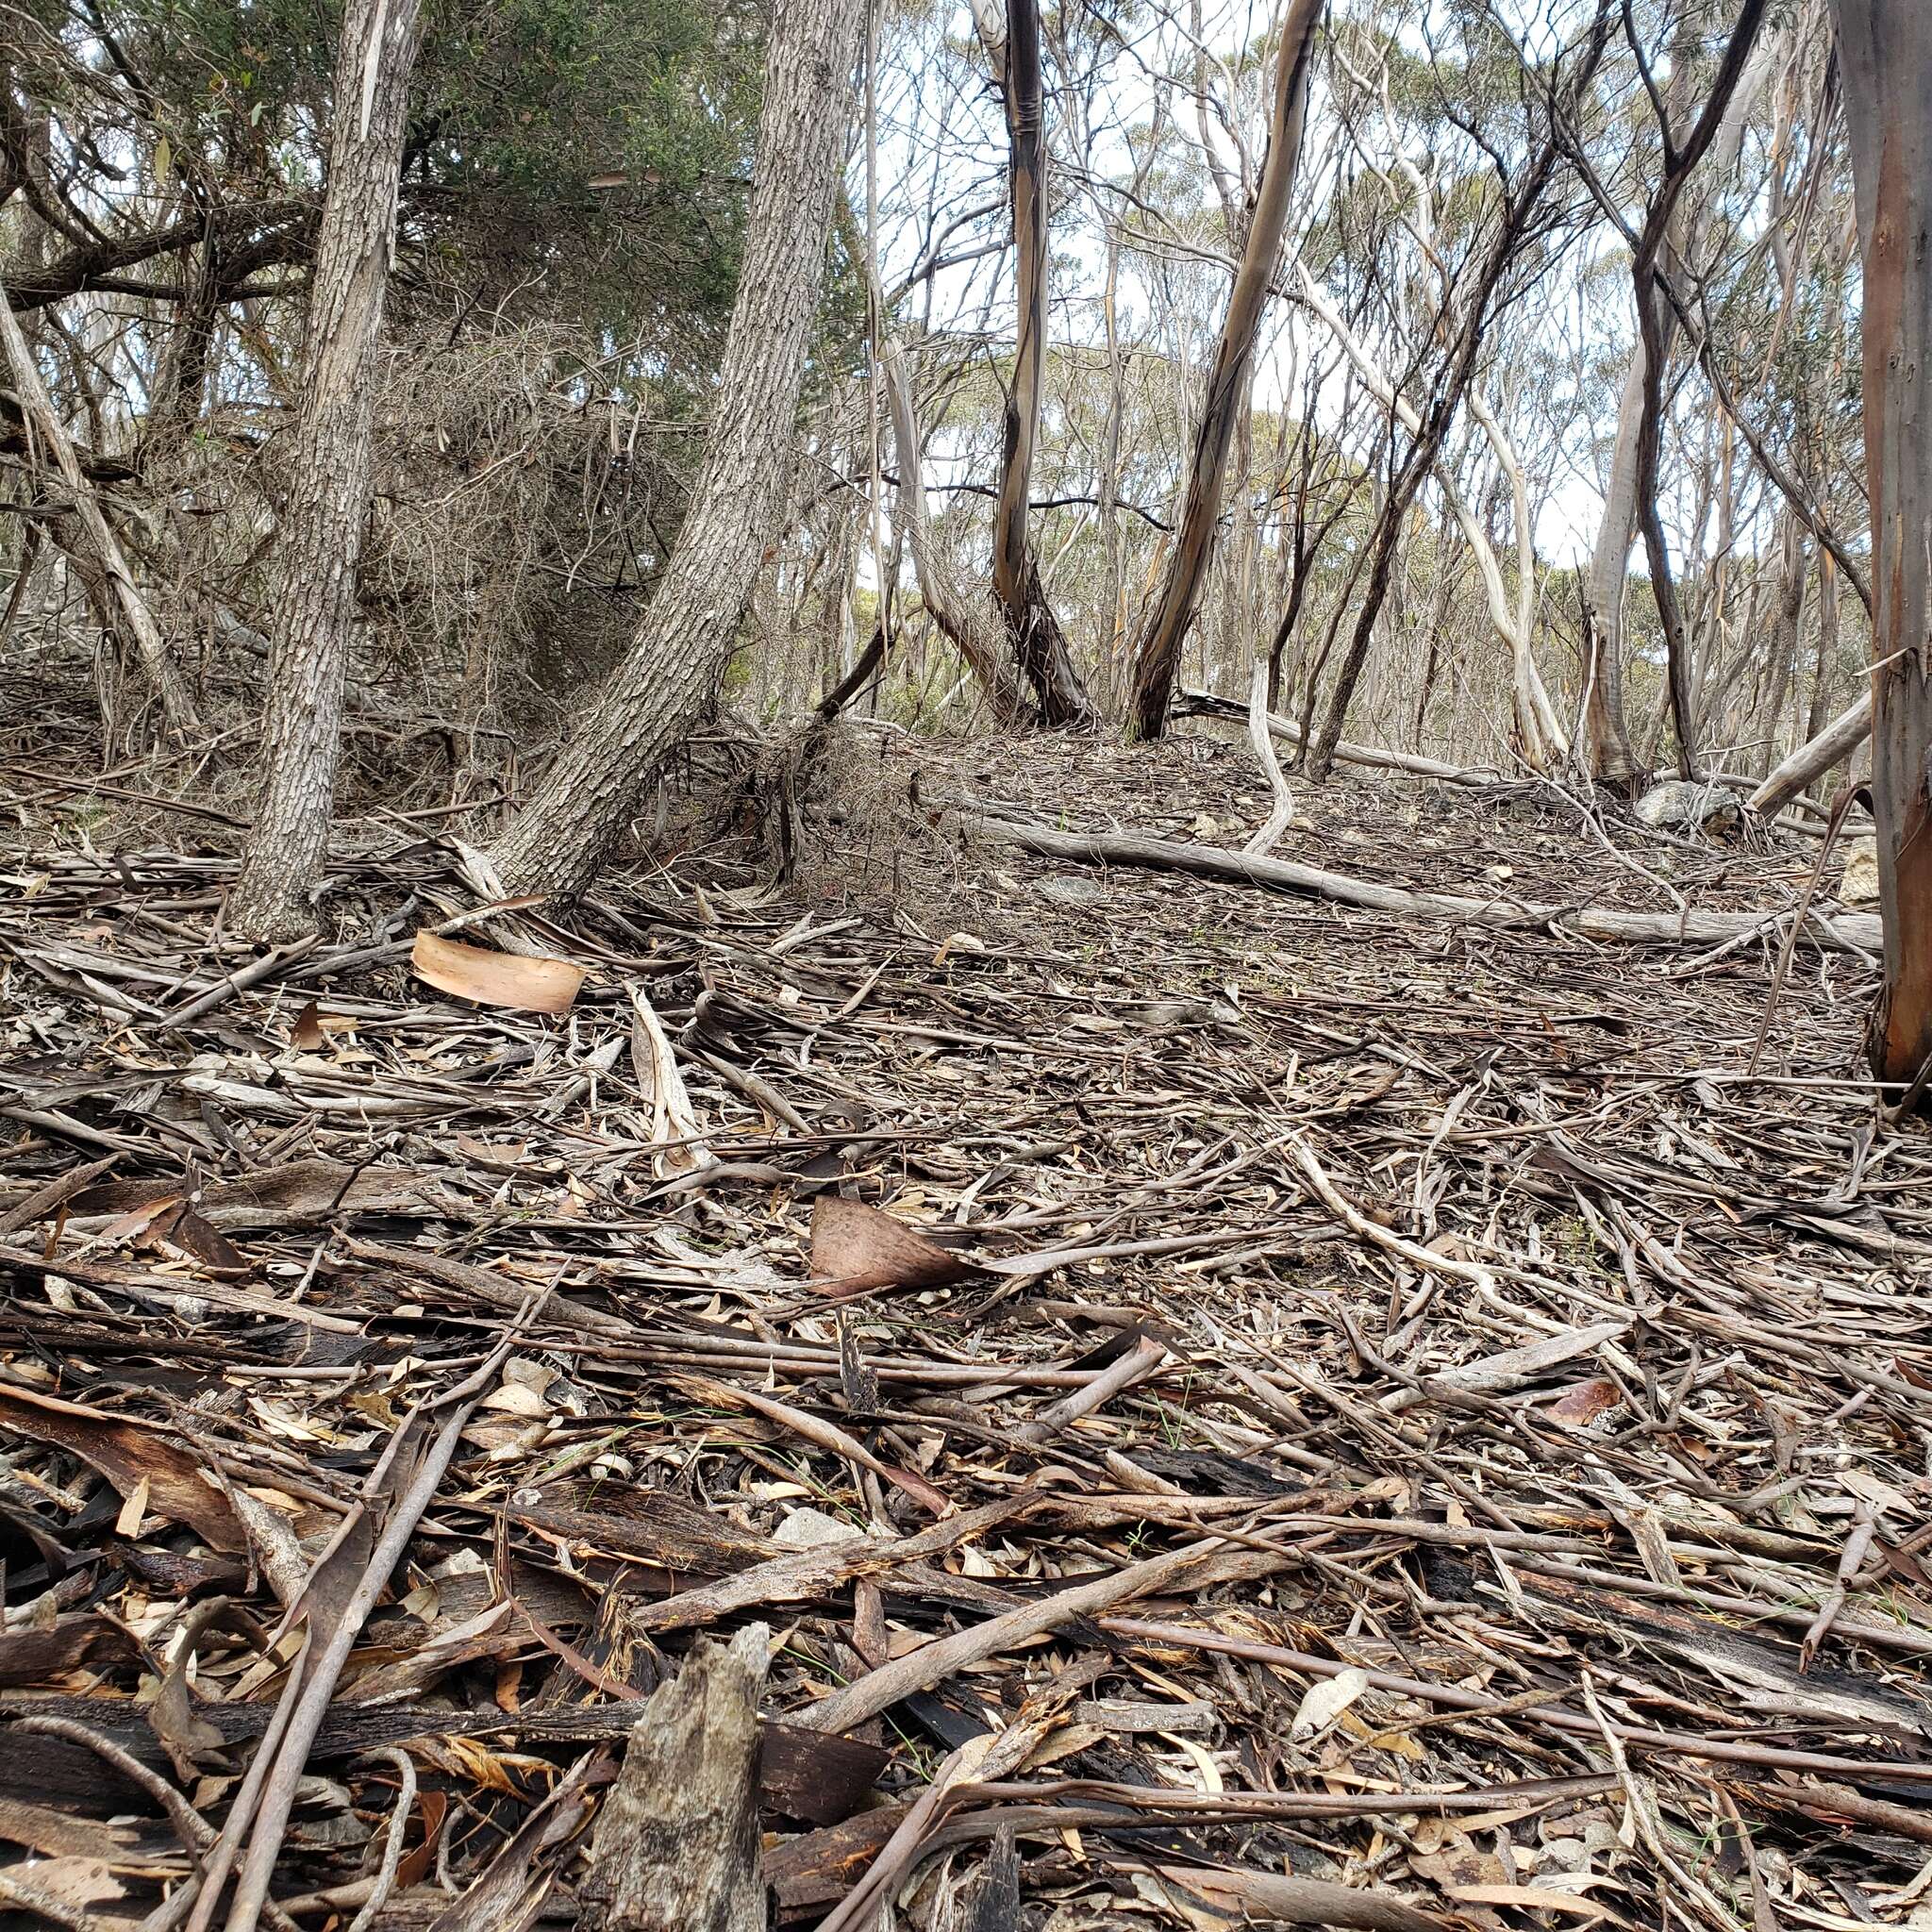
(0, 734), (1927, 1929)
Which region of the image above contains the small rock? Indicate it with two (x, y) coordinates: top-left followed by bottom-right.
(1840, 836), (1881, 907)
(1634, 780), (1741, 838)
(774, 1506), (864, 1548)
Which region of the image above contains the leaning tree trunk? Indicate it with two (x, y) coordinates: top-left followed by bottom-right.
(989, 0), (1095, 728)
(1832, 0), (1932, 1095)
(1128, 0), (1323, 742)
(488, 0), (868, 900)
(226, 0), (425, 938)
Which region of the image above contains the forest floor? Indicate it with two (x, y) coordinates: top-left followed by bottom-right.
(2, 719), (1931, 1932)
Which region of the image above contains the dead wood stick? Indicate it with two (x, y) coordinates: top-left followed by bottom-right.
(792, 1536), (1233, 1735)
(184, 1313), (541, 1932)
(159, 938), (320, 1033)
(1011, 1336), (1167, 1445)
(1798, 1499), (1876, 1673)
(1099, 1615), (1932, 1782)
(579, 1626), (768, 1932)
(1241, 658), (1297, 856)
(0, 1156), (117, 1237)
(630, 1491), (1031, 1634)
(976, 813), (1884, 955)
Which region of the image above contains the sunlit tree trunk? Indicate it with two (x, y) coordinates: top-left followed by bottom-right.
(488, 0), (867, 899)
(1128, 0), (1323, 741)
(1831, 0), (1932, 1094)
(227, 0), (424, 937)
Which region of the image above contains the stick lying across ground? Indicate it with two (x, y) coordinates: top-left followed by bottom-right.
(977, 812), (1883, 955)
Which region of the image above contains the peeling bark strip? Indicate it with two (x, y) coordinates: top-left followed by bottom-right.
(1831, 0), (1932, 1092)
(227, 0), (425, 939)
(487, 0), (869, 900)
(1128, 0), (1323, 742)
(580, 1625), (769, 1932)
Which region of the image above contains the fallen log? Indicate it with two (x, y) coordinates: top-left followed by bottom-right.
(1173, 688), (1503, 785)
(977, 812), (1884, 955)
(1750, 693), (1872, 821)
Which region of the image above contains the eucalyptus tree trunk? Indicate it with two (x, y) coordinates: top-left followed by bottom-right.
(226, 0), (424, 938)
(1129, 0), (1323, 741)
(984, 0), (1095, 727)
(488, 0), (868, 900)
(1580, 20), (1775, 784)
(1628, 0), (1771, 782)
(1831, 0), (1932, 1095)
(881, 340), (1030, 726)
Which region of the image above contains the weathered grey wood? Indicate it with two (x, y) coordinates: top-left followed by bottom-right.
(976, 813), (1884, 956)
(581, 1624), (771, 1932)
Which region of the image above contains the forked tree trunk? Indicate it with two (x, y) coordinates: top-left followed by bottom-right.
(1627, 0), (1772, 783)
(1128, 0), (1323, 741)
(1831, 0), (1932, 1094)
(226, 0), (425, 938)
(489, 0), (868, 900)
(881, 340), (1030, 726)
(1580, 23), (1775, 785)
(989, 0), (1095, 728)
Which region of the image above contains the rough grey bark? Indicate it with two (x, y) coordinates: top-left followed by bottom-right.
(1128, 0), (1322, 741)
(1831, 0), (1932, 1091)
(489, 0), (867, 900)
(1757, 514), (1808, 775)
(226, 0), (425, 938)
(579, 1626), (769, 1932)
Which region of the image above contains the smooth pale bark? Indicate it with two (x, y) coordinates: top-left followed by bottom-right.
(226, 0), (425, 937)
(489, 0), (868, 899)
(1128, 0), (1323, 741)
(1581, 29), (1777, 783)
(1749, 693), (1871, 821)
(1831, 0), (1932, 1090)
(1295, 272), (1564, 769)
(0, 272), (197, 734)
(881, 340), (1029, 726)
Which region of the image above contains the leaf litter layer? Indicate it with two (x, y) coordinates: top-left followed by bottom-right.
(0, 727), (1929, 1931)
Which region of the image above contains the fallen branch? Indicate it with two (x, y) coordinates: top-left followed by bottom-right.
(977, 812), (1882, 955)
(1174, 688), (1503, 785)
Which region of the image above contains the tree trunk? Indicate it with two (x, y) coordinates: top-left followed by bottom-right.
(0, 272), (198, 736)
(1831, 0), (1932, 1093)
(1757, 514), (1807, 775)
(1628, 0), (1773, 783)
(989, 0), (1095, 729)
(226, 0), (425, 938)
(1128, 0), (1322, 741)
(488, 0), (868, 900)
(1580, 21), (1776, 784)
(881, 341), (1030, 726)
(1578, 350), (1649, 783)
